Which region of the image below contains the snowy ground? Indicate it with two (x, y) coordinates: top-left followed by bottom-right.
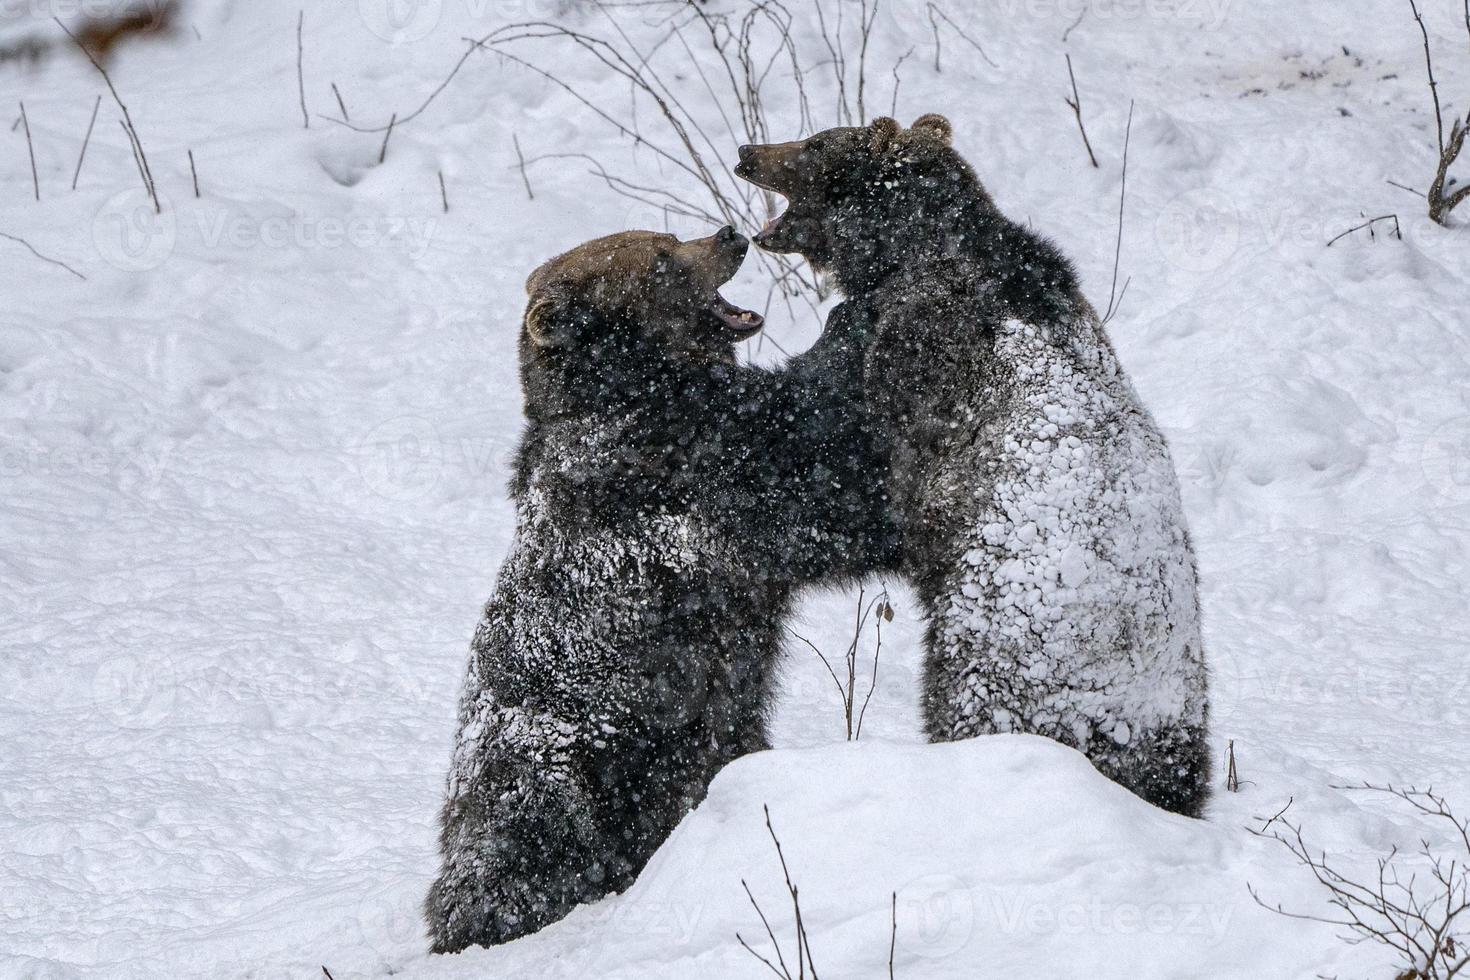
(2, 0), (1468, 977)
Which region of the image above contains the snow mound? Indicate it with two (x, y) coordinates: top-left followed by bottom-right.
(405, 736), (1354, 980)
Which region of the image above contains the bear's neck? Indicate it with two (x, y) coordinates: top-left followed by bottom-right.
(833, 196), (1079, 323)
(521, 338), (721, 424)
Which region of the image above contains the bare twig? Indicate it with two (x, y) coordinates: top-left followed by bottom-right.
(321, 969), (336, 980)
(854, 591), (892, 740)
(888, 891), (898, 979)
(787, 587), (890, 741)
(854, 0), (879, 123)
(438, 169), (448, 212)
(120, 119), (148, 194)
(1387, 178), (1425, 197)
(19, 101), (39, 201)
(296, 10), (309, 129)
(188, 148), (199, 198)
(741, 879), (795, 979)
(1063, 55), (1099, 168)
(378, 112), (396, 164)
(513, 132), (535, 200)
(71, 94), (100, 190)
(1062, 7), (1086, 43)
(1409, 0), (1445, 153)
(1250, 787), (1470, 979)
(925, 3), (997, 72)
(1101, 101), (1135, 326)
(331, 81), (349, 122)
(1428, 118), (1470, 224)
(1225, 740), (1240, 792)
(0, 230), (86, 280)
(319, 37), (482, 133)
(765, 804), (818, 980)
(1326, 213), (1401, 246)
(54, 17), (159, 213)
(1408, 0), (1470, 225)
(889, 46), (916, 117)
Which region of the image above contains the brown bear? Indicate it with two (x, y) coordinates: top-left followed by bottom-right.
(425, 227), (897, 952)
(736, 115), (1212, 817)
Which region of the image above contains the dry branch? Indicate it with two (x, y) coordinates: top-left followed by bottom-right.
(1326, 213), (1401, 246)
(72, 94), (100, 190)
(19, 101), (38, 201)
(1250, 787), (1470, 979)
(1063, 54), (1099, 169)
(1408, 0), (1470, 225)
(331, 81), (350, 122)
(55, 17), (158, 213)
(296, 10), (309, 129)
(785, 586), (890, 741)
(0, 230), (86, 280)
(1101, 101), (1135, 326)
(378, 113), (395, 164)
(513, 132), (535, 200)
(188, 148), (199, 198)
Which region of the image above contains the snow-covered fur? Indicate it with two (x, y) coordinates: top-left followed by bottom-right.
(737, 115), (1210, 816)
(425, 229), (895, 952)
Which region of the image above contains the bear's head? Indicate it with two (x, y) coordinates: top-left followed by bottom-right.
(518, 227), (766, 419)
(735, 114), (997, 292)
(522, 226), (764, 366)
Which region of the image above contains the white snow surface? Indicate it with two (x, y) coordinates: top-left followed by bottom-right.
(2, 0), (1468, 977)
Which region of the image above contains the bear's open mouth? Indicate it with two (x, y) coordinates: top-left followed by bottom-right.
(709, 293), (764, 339)
(754, 207), (787, 248)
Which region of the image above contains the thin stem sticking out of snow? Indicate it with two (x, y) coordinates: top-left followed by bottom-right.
(1100, 100), (1134, 327)
(71, 94), (100, 191)
(0, 231), (86, 280)
(55, 16), (159, 213)
(296, 10), (309, 129)
(1063, 54), (1099, 169)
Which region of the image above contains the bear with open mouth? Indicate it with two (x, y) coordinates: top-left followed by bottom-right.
(424, 226), (898, 952)
(737, 114), (1212, 818)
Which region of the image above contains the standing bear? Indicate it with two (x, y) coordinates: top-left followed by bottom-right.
(737, 114), (1211, 816)
(425, 227), (897, 952)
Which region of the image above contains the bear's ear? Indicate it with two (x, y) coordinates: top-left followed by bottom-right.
(869, 116), (901, 153)
(910, 113), (953, 144)
(524, 289), (574, 347)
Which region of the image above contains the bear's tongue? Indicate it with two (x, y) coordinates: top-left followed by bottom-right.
(710, 293), (764, 339)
